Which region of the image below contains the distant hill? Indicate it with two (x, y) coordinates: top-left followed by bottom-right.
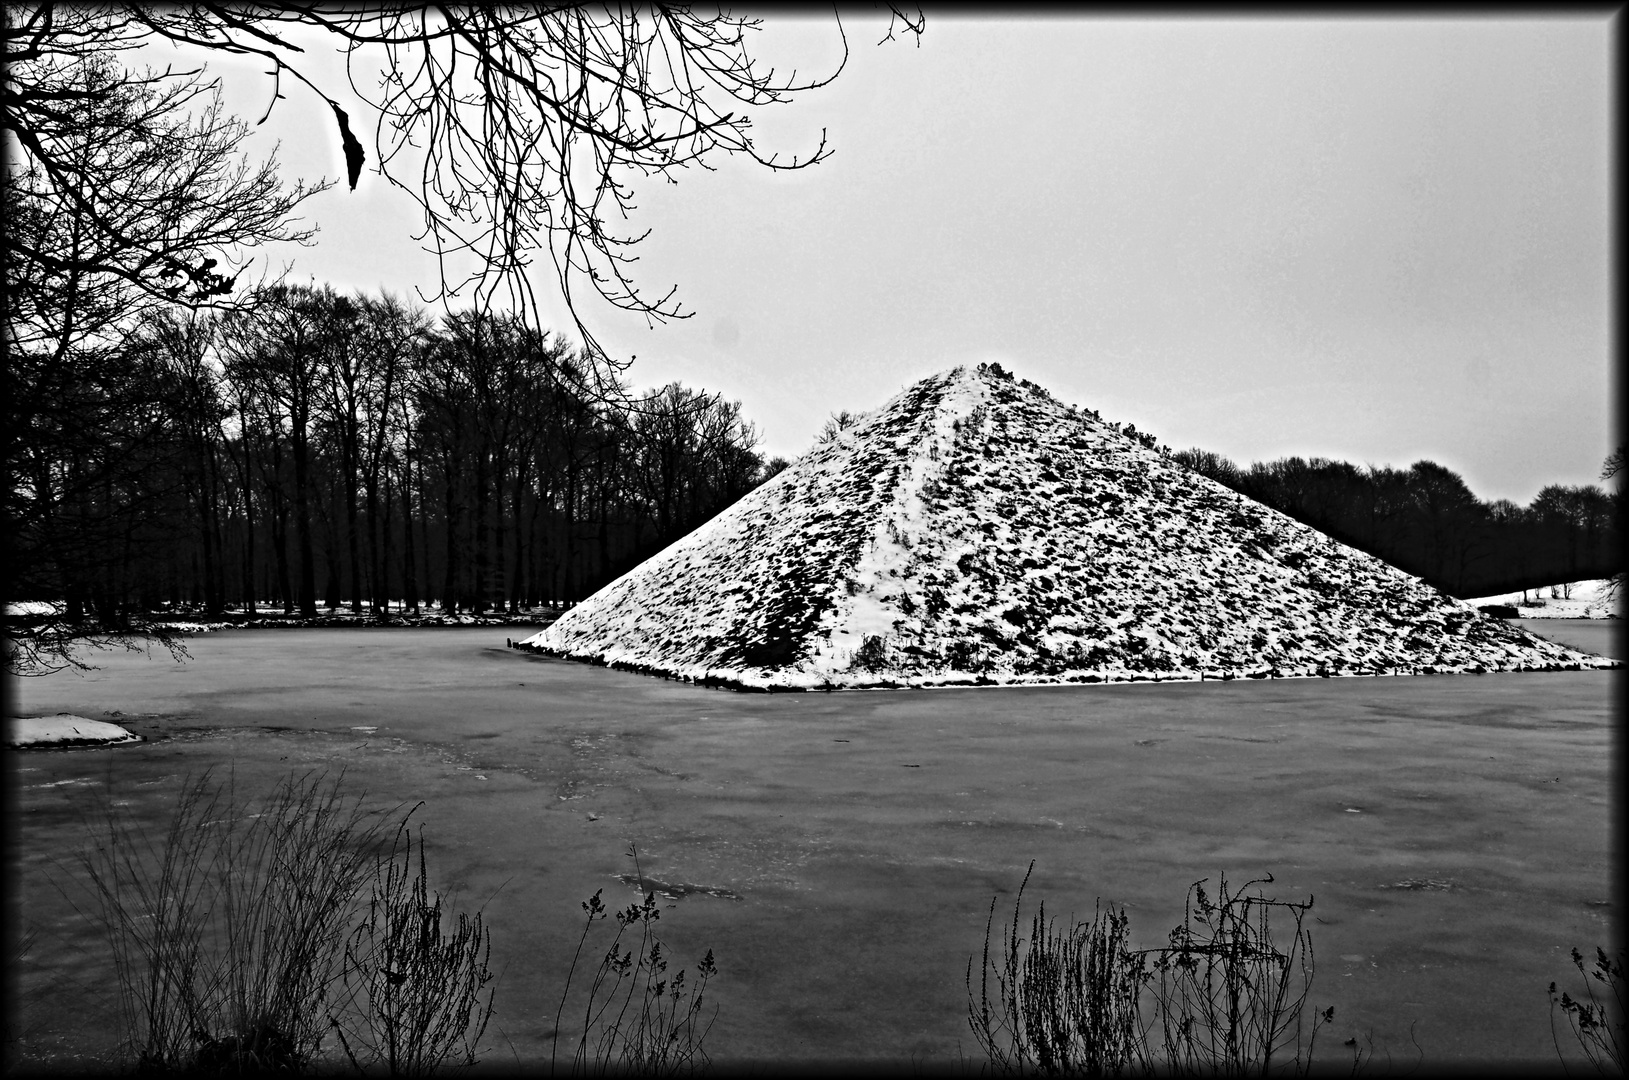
(518, 364), (1614, 689)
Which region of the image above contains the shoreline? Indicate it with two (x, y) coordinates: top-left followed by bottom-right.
(4, 610), (565, 632)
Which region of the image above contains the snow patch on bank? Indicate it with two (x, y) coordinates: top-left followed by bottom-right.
(8, 715), (142, 749)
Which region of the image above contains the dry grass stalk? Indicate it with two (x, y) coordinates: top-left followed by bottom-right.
(969, 865), (1335, 1076)
(78, 768), (392, 1073)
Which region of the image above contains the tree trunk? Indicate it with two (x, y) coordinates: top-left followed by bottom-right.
(292, 420), (317, 618)
(319, 474), (342, 611)
(473, 447), (491, 614)
(365, 466), (383, 614)
(195, 467), (220, 614)
(509, 467), (528, 613)
(233, 420), (259, 616)
(563, 466), (578, 601)
(402, 443), (420, 615)
(346, 427), (362, 614)
(442, 447), (460, 613)
(270, 500), (292, 615)
(379, 455), (395, 616)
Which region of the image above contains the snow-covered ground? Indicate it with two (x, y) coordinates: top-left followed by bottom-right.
(1463, 578), (1621, 619)
(8, 715), (141, 749)
(520, 364), (1617, 689)
(4, 602), (560, 630)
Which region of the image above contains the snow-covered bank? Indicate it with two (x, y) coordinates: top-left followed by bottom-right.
(8, 715), (141, 749)
(150, 611), (563, 632)
(519, 364), (1616, 690)
(1464, 578), (1620, 620)
(4, 607), (563, 632)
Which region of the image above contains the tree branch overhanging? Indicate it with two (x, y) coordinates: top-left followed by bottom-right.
(4, 3), (925, 365)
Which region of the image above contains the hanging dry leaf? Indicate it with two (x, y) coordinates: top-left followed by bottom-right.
(330, 102), (365, 190)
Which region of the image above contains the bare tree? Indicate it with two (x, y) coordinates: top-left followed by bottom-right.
(3, 317), (201, 675)
(218, 285), (337, 617)
(4, 4), (924, 369)
(1602, 446), (1624, 483)
(2, 36), (325, 358)
(2, 10), (329, 674)
(1530, 484), (1605, 595)
(353, 293), (429, 614)
(1601, 449), (1625, 605)
(815, 409), (867, 446)
(1172, 447), (1242, 489)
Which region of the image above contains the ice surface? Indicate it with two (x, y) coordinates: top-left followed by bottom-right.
(519, 365), (1619, 689)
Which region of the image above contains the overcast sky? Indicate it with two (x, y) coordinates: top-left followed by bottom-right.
(154, 13), (1615, 505)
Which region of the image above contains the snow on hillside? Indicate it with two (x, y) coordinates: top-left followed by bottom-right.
(1464, 578), (1622, 619)
(518, 364), (1617, 689)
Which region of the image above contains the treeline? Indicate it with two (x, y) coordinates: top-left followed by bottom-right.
(9, 284), (788, 624)
(1171, 449), (1622, 599)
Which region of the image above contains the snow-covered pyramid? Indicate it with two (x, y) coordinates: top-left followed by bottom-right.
(518, 364), (1617, 689)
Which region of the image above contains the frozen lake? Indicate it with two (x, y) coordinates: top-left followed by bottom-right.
(10, 624), (1617, 1070)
